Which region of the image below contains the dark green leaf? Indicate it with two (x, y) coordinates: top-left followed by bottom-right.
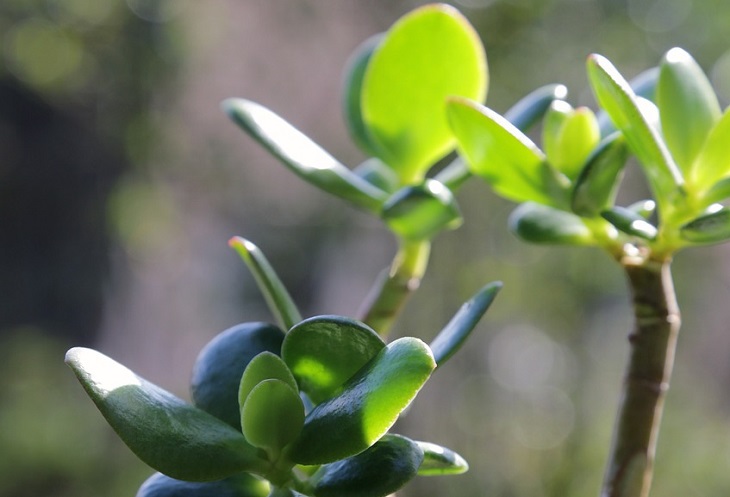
(353, 157), (400, 194)
(504, 84), (568, 132)
(242, 379), (304, 453)
(429, 281), (502, 366)
(229, 237), (301, 331)
(238, 352), (298, 409)
(288, 338), (436, 465)
(191, 322), (285, 430)
(136, 472), (270, 497)
(282, 316), (385, 404)
(680, 209), (730, 244)
(66, 347), (266, 482)
(571, 133), (628, 217)
(601, 206), (658, 240)
(627, 199), (657, 219)
(415, 441), (469, 476)
(312, 435), (424, 497)
(223, 99), (387, 212)
(509, 202), (593, 245)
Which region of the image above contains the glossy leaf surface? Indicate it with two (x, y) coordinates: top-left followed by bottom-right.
(288, 338), (436, 465)
(548, 106), (601, 180)
(601, 206), (658, 240)
(571, 133), (628, 217)
(691, 107), (730, 192)
(680, 209), (730, 244)
(242, 379), (304, 452)
(429, 281), (502, 366)
(223, 99), (387, 212)
(627, 199), (657, 219)
(504, 84), (568, 132)
(136, 472), (270, 497)
(66, 347), (265, 481)
(191, 322), (285, 430)
(415, 441), (469, 476)
(509, 202), (593, 245)
(282, 316), (385, 404)
(381, 179), (462, 240)
(597, 67), (659, 137)
(238, 352), (298, 409)
(353, 157), (400, 194)
(361, 4), (487, 183)
(312, 435), (424, 497)
(229, 237), (302, 331)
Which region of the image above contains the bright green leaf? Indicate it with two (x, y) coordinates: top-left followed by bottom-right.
(657, 47), (721, 175)
(691, 107), (730, 194)
(223, 99), (387, 212)
(509, 202), (594, 245)
(447, 97), (569, 207)
(551, 107), (601, 180)
(504, 84), (568, 132)
(242, 379), (304, 453)
(415, 441), (469, 476)
(571, 133), (628, 217)
(312, 434), (424, 497)
(680, 209), (730, 244)
(598, 67), (659, 137)
(137, 472), (270, 497)
(381, 179), (462, 241)
(191, 322), (285, 430)
(229, 237), (302, 331)
(238, 352), (298, 410)
(703, 175), (730, 206)
(429, 281), (502, 366)
(65, 347), (266, 482)
(288, 338), (436, 465)
(361, 4), (487, 183)
(601, 206), (658, 240)
(542, 100), (573, 169)
(282, 316), (385, 404)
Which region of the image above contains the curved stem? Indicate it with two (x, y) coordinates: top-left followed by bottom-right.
(357, 238), (431, 339)
(601, 259), (680, 497)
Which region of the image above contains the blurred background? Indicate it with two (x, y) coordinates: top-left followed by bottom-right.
(3, 0), (730, 496)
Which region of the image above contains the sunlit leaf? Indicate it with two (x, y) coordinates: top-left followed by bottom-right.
(548, 106), (601, 180)
(571, 133), (628, 217)
(504, 84), (568, 132)
(312, 435), (424, 497)
(282, 316), (385, 404)
(542, 100), (573, 169)
(223, 99), (387, 212)
(242, 379), (304, 453)
(691, 107), (730, 194)
(361, 4), (487, 183)
(136, 472), (270, 497)
(229, 237), (301, 331)
(415, 441), (469, 476)
(288, 338), (436, 465)
(680, 209), (730, 244)
(191, 322), (285, 430)
(238, 352), (298, 410)
(429, 281), (502, 366)
(66, 347), (266, 482)
(598, 67), (659, 137)
(601, 206), (658, 240)
(509, 202), (593, 245)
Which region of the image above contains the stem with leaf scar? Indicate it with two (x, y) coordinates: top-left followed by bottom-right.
(601, 258), (680, 497)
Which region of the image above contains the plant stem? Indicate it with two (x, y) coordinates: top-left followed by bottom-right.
(601, 258), (680, 497)
(357, 238), (431, 338)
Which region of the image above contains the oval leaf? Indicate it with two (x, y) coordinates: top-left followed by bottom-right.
(239, 352), (298, 409)
(381, 179), (463, 241)
(136, 472), (270, 497)
(509, 202), (594, 245)
(242, 379), (305, 453)
(222, 99), (387, 212)
(691, 107), (730, 193)
(504, 84), (568, 132)
(598, 67), (659, 137)
(191, 322), (285, 430)
(288, 337), (436, 465)
(282, 316), (385, 404)
(680, 209), (730, 244)
(429, 281), (502, 367)
(312, 434), (424, 497)
(361, 4), (487, 183)
(601, 206), (658, 240)
(571, 133), (628, 217)
(66, 347), (266, 481)
(415, 441), (469, 476)
(551, 107), (601, 180)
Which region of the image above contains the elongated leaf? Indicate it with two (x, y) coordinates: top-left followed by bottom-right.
(598, 67), (659, 136)
(229, 237), (301, 331)
(312, 435), (424, 497)
(657, 47), (721, 175)
(238, 352), (298, 409)
(509, 202), (593, 245)
(572, 133), (628, 217)
(191, 322), (285, 430)
(282, 316), (385, 404)
(504, 84), (568, 132)
(429, 281), (502, 366)
(288, 337), (436, 465)
(353, 157), (400, 194)
(601, 206), (658, 240)
(66, 347), (266, 482)
(447, 97), (568, 207)
(381, 179), (462, 241)
(361, 4), (487, 183)
(223, 99), (387, 212)
(691, 107), (730, 193)
(587, 54), (683, 207)
(136, 472), (270, 497)
(242, 379), (304, 453)
(551, 107), (601, 180)
(415, 441), (469, 476)
(627, 199), (657, 219)
(680, 209), (730, 244)
(703, 175), (730, 206)
(542, 100), (573, 168)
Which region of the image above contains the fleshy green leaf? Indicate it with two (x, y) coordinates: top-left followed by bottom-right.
(680, 209), (730, 244)
(242, 379), (304, 453)
(191, 322), (285, 430)
(282, 316), (385, 404)
(657, 47), (721, 175)
(229, 237), (302, 331)
(601, 206), (658, 240)
(223, 99), (387, 212)
(381, 179), (462, 241)
(542, 100), (573, 168)
(548, 106), (601, 180)
(447, 97), (569, 207)
(238, 352), (298, 409)
(136, 472), (270, 497)
(429, 281), (502, 366)
(627, 199), (657, 219)
(66, 347), (266, 482)
(288, 337), (436, 465)
(587, 54), (683, 208)
(703, 175), (730, 205)
(691, 107), (730, 194)
(504, 84), (568, 132)
(353, 157), (400, 194)
(571, 133), (628, 217)
(509, 202), (594, 245)
(361, 4), (487, 183)
(312, 434), (424, 497)
(415, 441), (469, 476)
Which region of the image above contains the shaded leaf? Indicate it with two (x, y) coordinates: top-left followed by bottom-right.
(415, 441), (469, 476)
(627, 199), (657, 219)
(571, 133), (628, 217)
(680, 209), (730, 244)
(136, 472), (270, 497)
(353, 157), (400, 194)
(242, 379), (304, 453)
(504, 84), (568, 132)
(66, 348), (266, 482)
(509, 202), (593, 245)
(601, 206), (658, 240)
